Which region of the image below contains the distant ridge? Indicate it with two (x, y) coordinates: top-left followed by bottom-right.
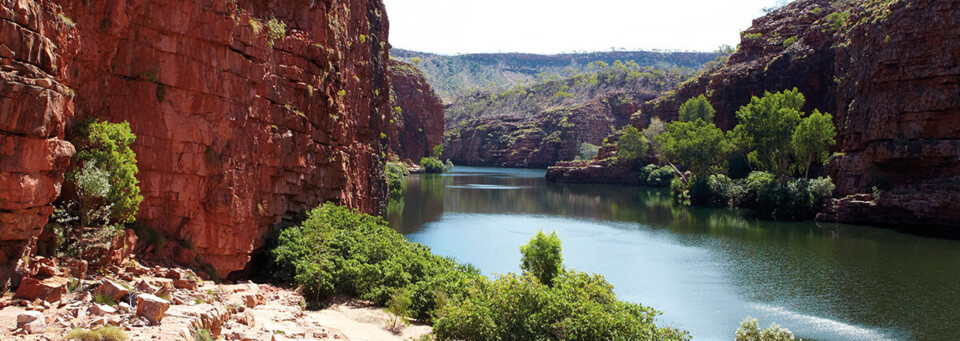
(391, 48), (718, 101)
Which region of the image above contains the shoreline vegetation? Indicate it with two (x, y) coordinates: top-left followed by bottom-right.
(607, 89), (837, 221)
(269, 203), (693, 340)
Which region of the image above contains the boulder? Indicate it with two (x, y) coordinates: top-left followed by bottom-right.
(94, 280), (130, 302)
(90, 303), (117, 316)
(241, 291), (265, 308)
(17, 311), (45, 334)
(14, 277), (68, 303)
(136, 293), (171, 324)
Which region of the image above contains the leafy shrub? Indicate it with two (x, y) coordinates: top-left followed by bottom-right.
(420, 157), (447, 173)
(65, 326), (129, 341)
(825, 11), (850, 32)
(444, 159), (455, 172)
(638, 164), (675, 187)
(616, 125), (648, 164)
(678, 95), (715, 123)
(70, 119), (142, 224)
(520, 231), (563, 286)
(192, 328), (213, 341)
(271, 203), (457, 307)
(266, 18), (286, 48)
(435, 261), (688, 340)
(735, 317), (796, 341)
(577, 142), (600, 161)
(782, 36), (799, 48)
(432, 145), (444, 158)
(385, 162), (409, 197)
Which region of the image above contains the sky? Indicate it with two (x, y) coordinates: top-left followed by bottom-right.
(383, 0), (791, 55)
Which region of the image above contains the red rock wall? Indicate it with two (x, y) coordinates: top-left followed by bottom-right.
(387, 60), (444, 162)
(445, 92), (649, 169)
(0, 0), (75, 288)
(48, 0), (390, 277)
(824, 0), (960, 228)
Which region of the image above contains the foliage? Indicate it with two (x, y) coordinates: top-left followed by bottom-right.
(431, 144), (444, 158)
(271, 204), (687, 339)
(735, 317), (796, 341)
(266, 18), (286, 48)
(655, 119), (730, 177)
(684, 171), (835, 219)
(616, 126), (649, 164)
(385, 162), (409, 197)
(519, 231), (563, 286)
(792, 110), (837, 177)
(733, 89), (805, 180)
(638, 164), (675, 187)
(825, 11), (850, 32)
(782, 36), (799, 48)
(93, 292), (117, 306)
(70, 119), (142, 224)
(678, 95), (716, 123)
(386, 290), (413, 329)
(271, 203), (460, 309)
(71, 163), (114, 228)
(444, 159), (455, 172)
(192, 328), (214, 341)
(420, 157), (448, 173)
(577, 142), (600, 161)
(65, 326), (129, 341)
(433, 272), (689, 341)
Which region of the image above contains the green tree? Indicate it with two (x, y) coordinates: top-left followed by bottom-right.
(733, 88), (805, 180)
(616, 125), (649, 164)
(791, 110), (836, 177)
(71, 119), (142, 224)
(735, 317), (796, 341)
(432, 144), (443, 158)
(678, 95), (716, 123)
(656, 120), (730, 178)
(520, 231), (563, 286)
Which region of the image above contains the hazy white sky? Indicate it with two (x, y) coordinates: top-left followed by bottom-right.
(383, 0), (788, 54)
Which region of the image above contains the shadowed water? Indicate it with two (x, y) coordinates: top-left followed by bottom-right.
(387, 167), (960, 340)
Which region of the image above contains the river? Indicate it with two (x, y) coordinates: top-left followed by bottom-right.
(386, 167), (960, 340)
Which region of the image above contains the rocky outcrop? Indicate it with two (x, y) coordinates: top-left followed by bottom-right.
(445, 91), (653, 168)
(1, 0), (392, 280)
(551, 0), (960, 229)
(821, 0), (960, 230)
(387, 60), (444, 161)
(0, 0), (76, 290)
(545, 145), (642, 185)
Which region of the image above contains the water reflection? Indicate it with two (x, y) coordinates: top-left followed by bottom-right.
(387, 167), (960, 340)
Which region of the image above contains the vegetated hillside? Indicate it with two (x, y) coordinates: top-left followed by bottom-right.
(443, 62), (696, 168)
(392, 48), (718, 101)
(0, 0), (391, 281)
(549, 0), (960, 231)
(387, 60), (445, 162)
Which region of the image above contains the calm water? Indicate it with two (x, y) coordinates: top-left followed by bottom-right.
(387, 167), (960, 341)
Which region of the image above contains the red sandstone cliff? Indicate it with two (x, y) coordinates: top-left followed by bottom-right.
(387, 60), (444, 162)
(550, 0), (960, 229)
(0, 0), (75, 289)
(1, 0), (392, 280)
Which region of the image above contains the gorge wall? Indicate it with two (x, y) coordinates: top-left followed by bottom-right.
(387, 60), (444, 162)
(0, 0), (76, 288)
(443, 65), (690, 169)
(550, 0), (960, 230)
(0, 0), (392, 280)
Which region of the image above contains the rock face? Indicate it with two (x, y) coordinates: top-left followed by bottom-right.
(32, 0), (389, 278)
(387, 60), (444, 161)
(550, 0), (960, 229)
(820, 0), (960, 230)
(445, 91), (653, 169)
(0, 0), (76, 290)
